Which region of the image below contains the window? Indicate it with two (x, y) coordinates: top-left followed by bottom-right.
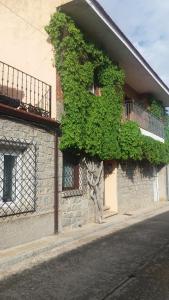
(89, 83), (95, 95)
(3, 155), (16, 202)
(62, 153), (79, 190)
(89, 83), (101, 96)
(0, 138), (36, 218)
(89, 71), (101, 96)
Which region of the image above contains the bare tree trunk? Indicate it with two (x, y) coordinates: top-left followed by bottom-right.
(84, 158), (103, 223)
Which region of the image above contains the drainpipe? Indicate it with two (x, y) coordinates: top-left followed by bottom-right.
(54, 131), (59, 233)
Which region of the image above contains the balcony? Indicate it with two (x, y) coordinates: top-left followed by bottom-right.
(0, 61), (51, 118)
(124, 101), (165, 139)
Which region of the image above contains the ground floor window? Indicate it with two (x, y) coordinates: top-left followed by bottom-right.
(0, 137), (36, 217)
(2, 154), (16, 202)
(62, 152), (79, 190)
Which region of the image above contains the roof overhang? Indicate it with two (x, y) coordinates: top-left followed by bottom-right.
(60, 0), (169, 106)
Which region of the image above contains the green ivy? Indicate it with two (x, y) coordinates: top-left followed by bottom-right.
(118, 121), (143, 161)
(147, 95), (166, 119)
(45, 12), (125, 160)
(147, 96), (169, 142)
(46, 11), (169, 165)
(165, 115), (169, 141)
(142, 135), (169, 165)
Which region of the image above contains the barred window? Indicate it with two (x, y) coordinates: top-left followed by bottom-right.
(0, 138), (36, 217)
(3, 154), (16, 202)
(62, 153), (79, 190)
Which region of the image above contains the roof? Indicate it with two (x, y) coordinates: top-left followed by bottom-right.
(60, 0), (169, 106)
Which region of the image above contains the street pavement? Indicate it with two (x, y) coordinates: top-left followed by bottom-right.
(1, 211), (169, 299)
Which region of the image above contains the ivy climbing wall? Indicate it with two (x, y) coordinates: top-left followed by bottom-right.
(46, 11), (169, 166)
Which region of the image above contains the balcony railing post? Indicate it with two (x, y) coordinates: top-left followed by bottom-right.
(49, 86), (52, 117)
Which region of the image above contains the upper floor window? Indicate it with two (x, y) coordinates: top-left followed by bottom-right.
(89, 71), (101, 96)
(89, 83), (101, 97)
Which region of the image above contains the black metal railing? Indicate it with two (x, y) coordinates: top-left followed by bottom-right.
(124, 101), (165, 139)
(0, 61), (51, 117)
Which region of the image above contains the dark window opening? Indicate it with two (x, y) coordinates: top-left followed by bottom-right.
(63, 153), (79, 190)
(89, 69), (101, 96)
(3, 155), (16, 202)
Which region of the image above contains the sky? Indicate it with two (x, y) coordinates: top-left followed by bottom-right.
(98, 0), (169, 87)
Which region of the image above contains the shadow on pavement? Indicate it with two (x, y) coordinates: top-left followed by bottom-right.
(1, 210), (169, 299)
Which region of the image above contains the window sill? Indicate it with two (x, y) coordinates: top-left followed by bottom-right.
(62, 189), (83, 198)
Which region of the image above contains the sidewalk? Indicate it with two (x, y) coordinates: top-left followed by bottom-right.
(1, 202), (169, 281)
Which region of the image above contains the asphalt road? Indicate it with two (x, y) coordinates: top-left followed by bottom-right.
(1, 211), (169, 300)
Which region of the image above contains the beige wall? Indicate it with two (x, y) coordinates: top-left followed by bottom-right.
(0, 0), (72, 119)
(104, 161), (118, 212)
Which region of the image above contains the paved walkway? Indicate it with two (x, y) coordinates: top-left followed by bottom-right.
(1, 202), (169, 299)
(1, 202), (169, 281)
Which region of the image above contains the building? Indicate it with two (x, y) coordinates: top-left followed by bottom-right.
(0, 0), (61, 249)
(0, 0), (169, 250)
(56, 0), (169, 230)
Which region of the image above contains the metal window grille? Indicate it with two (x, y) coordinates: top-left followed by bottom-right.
(63, 163), (75, 189)
(62, 153), (83, 191)
(63, 162), (79, 190)
(0, 137), (36, 218)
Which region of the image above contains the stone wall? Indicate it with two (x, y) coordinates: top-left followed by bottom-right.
(61, 164), (90, 229)
(58, 151), (99, 230)
(60, 193), (91, 229)
(117, 161), (156, 213)
(0, 117), (55, 250)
